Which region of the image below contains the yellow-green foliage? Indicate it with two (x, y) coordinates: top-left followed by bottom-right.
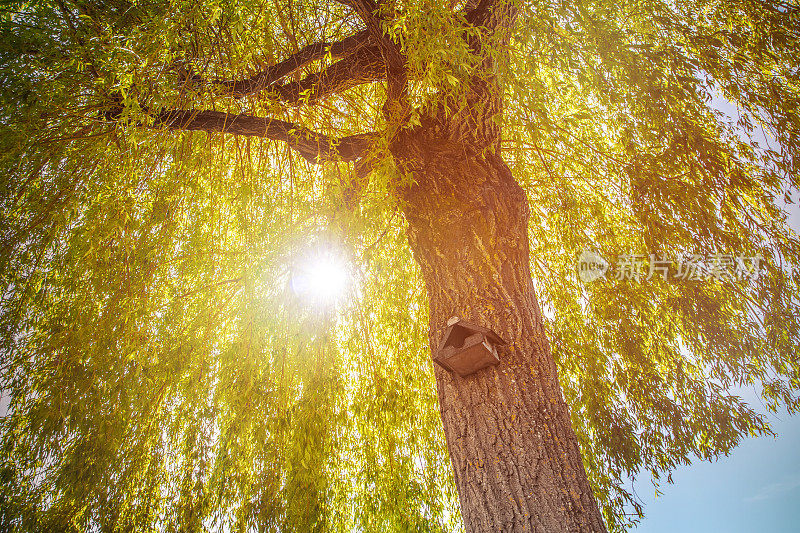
(1, 0), (799, 531)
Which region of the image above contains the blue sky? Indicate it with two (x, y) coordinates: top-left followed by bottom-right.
(637, 399), (800, 533)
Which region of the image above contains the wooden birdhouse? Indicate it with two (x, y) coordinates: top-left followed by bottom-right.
(433, 317), (506, 377)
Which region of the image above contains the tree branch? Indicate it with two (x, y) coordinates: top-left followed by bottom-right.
(336, 0), (408, 121)
(338, 0), (385, 49)
(464, 0), (518, 37)
(194, 0), (505, 105)
(208, 29), (374, 98)
(112, 108), (376, 163)
(273, 46), (386, 105)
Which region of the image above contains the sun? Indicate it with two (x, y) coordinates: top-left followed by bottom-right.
(290, 249), (351, 307)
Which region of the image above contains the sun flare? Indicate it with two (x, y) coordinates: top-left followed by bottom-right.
(290, 250), (350, 306)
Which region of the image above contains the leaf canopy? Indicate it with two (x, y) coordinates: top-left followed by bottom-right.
(1, 0), (799, 531)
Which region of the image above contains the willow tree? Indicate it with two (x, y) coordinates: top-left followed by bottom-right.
(1, 0), (799, 531)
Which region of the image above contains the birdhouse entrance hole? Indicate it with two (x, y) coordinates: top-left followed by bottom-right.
(442, 324), (473, 350)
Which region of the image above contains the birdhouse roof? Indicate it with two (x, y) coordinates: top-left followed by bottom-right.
(438, 318), (506, 352)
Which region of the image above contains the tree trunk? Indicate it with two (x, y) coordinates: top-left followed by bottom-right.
(392, 132), (608, 532)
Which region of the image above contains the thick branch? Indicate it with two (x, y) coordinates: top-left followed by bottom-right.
(338, 0), (385, 48)
(337, 0), (408, 120)
(274, 46), (386, 105)
(418, 0), (519, 152)
(200, 0), (504, 105)
(125, 108), (375, 163)
(465, 0), (518, 38)
(210, 29), (373, 98)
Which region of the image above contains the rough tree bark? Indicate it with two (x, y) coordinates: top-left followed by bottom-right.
(392, 128), (608, 532)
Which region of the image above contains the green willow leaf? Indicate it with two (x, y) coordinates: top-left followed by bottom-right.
(1, 0), (799, 531)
